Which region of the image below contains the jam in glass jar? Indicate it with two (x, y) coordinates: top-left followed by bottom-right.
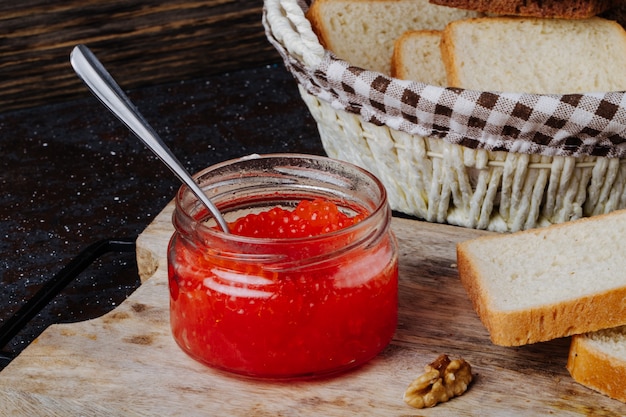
(167, 154), (398, 379)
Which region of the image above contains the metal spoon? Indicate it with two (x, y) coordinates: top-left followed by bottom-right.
(70, 44), (229, 233)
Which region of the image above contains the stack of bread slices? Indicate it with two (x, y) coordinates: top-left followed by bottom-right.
(307, 0), (626, 404)
(457, 208), (626, 404)
(307, 0), (626, 92)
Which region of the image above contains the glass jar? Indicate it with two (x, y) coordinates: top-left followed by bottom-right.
(167, 154), (398, 379)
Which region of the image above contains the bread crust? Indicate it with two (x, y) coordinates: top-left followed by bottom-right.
(307, 0), (414, 52)
(390, 30), (442, 80)
(568, 333), (626, 403)
(429, 0), (616, 18)
(305, 0), (333, 51)
(440, 16), (490, 88)
(456, 209), (626, 346)
(439, 19), (466, 88)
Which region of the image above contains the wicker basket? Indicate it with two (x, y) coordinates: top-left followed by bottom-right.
(263, 0), (626, 232)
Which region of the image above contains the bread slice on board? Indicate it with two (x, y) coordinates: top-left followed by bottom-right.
(456, 209), (626, 346)
(429, 0), (616, 19)
(440, 16), (626, 93)
(567, 326), (626, 403)
(306, 0), (480, 74)
(391, 30), (446, 86)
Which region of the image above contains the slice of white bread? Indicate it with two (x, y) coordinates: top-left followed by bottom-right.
(391, 30), (446, 86)
(567, 326), (626, 403)
(456, 208), (626, 346)
(429, 0), (616, 19)
(306, 0), (480, 75)
(440, 16), (626, 93)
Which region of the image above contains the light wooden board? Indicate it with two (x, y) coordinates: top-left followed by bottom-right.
(1, 201), (624, 416)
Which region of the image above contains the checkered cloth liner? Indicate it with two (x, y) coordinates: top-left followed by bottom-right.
(263, 3), (626, 159)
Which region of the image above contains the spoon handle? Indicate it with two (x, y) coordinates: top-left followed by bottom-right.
(70, 44), (229, 233)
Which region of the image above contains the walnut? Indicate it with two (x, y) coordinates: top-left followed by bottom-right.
(403, 354), (473, 409)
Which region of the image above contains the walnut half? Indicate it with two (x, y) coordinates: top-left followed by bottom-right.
(403, 354), (473, 409)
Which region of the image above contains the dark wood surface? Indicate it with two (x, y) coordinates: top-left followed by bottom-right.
(0, 0), (321, 369)
(1, 0), (280, 112)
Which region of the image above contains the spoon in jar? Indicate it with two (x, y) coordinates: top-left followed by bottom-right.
(69, 44), (230, 233)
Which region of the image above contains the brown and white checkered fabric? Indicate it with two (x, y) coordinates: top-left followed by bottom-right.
(264, 10), (626, 158)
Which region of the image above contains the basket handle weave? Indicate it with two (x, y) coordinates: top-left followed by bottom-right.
(264, 0), (324, 68)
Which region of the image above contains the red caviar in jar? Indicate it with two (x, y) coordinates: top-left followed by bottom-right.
(230, 199), (366, 238)
(167, 155), (398, 379)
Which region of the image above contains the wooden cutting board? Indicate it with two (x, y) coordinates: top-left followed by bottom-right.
(0, 201), (624, 416)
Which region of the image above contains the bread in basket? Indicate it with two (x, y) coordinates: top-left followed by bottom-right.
(262, 0), (626, 232)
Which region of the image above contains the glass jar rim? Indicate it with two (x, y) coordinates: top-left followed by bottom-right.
(174, 153), (389, 244)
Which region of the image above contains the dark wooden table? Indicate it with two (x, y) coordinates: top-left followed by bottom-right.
(0, 0), (324, 368)
(1, 0), (281, 112)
